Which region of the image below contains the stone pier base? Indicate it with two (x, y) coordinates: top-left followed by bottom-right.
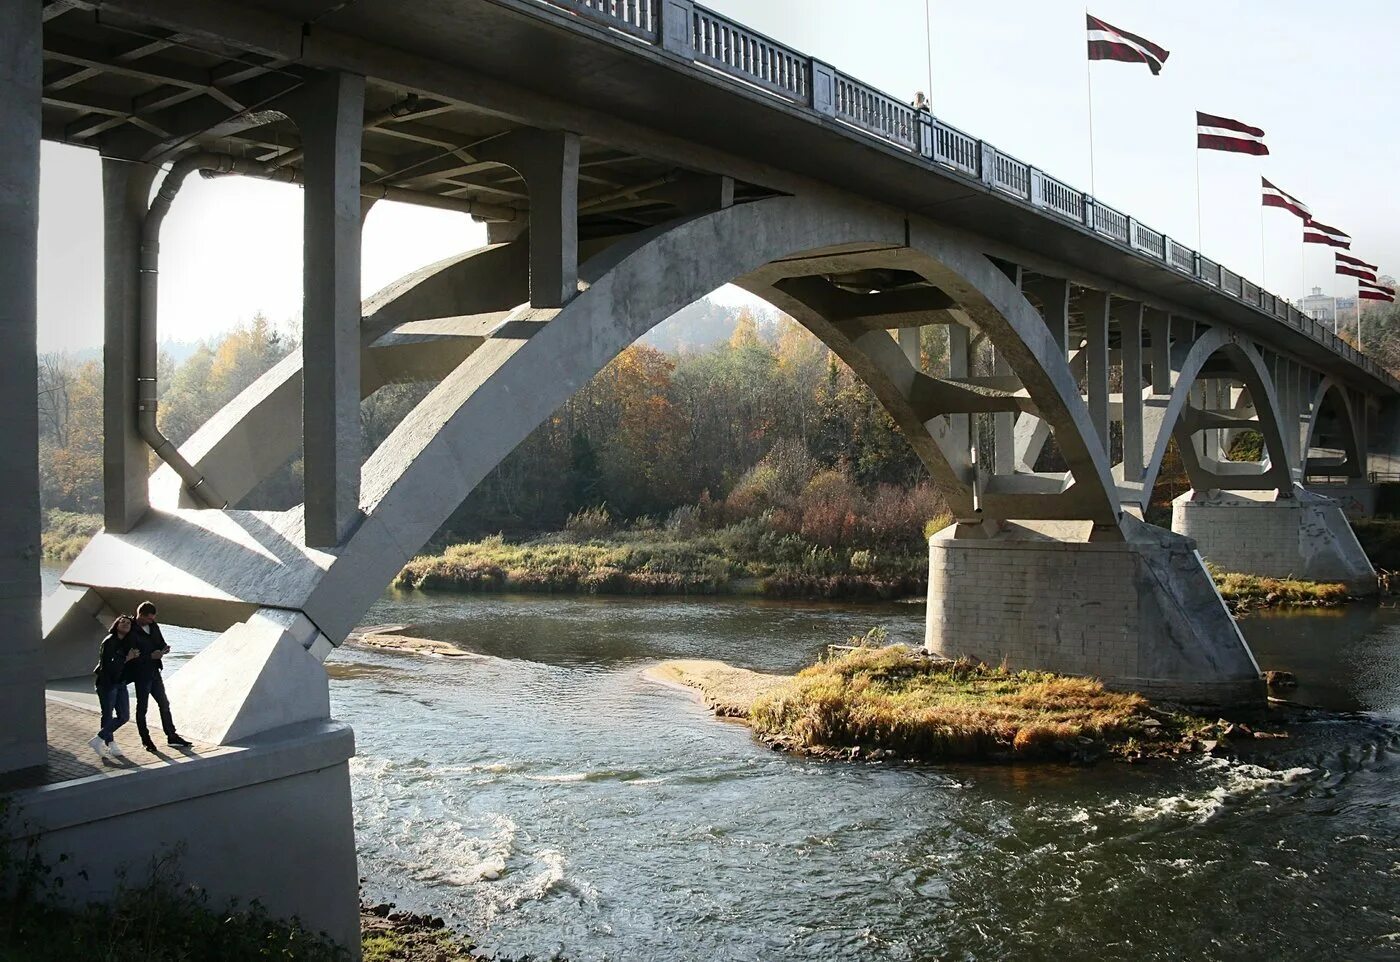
(1172, 486), (1376, 593)
(925, 519), (1263, 709)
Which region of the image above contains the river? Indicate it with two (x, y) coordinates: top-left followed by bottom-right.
(44, 570), (1400, 961)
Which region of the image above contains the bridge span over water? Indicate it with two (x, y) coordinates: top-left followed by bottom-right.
(4, 0), (1398, 952)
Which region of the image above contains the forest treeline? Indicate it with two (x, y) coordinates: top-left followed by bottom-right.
(38, 306), (948, 558)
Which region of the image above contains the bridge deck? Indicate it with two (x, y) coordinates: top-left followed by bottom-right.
(38, 0), (1396, 397)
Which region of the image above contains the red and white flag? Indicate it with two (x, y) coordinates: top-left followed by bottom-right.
(1087, 14), (1170, 75)
(1197, 112), (1268, 155)
(1261, 178), (1310, 220)
(1359, 279), (1396, 302)
(1336, 253), (1379, 282)
(1303, 220), (1351, 249)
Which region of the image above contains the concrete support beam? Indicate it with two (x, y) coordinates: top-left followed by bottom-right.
(476, 129), (580, 308)
(1081, 289), (1111, 445)
(897, 327), (920, 370)
(293, 72), (365, 547)
(1115, 299), (1144, 482)
(1024, 276), (1069, 358)
(946, 324), (972, 477)
(102, 157), (159, 533)
(0, 0), (48, 772)
(1145, 307), (1171, 395)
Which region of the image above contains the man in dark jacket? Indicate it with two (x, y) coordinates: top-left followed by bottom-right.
(129, 601), (192, 751)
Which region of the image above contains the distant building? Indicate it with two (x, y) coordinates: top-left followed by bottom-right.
(1299, 287), (1337, 323)
(1295, 289), (1360, 326)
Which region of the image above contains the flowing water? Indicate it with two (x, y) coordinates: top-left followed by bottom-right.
(44, 569), (1400, 961)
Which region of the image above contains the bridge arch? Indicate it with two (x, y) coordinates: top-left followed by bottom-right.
(298, 193), (1124, 643)
(1140, 328), (1294, 500)
(1303, 377), (1364, 480)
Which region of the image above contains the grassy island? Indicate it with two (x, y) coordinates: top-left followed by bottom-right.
(651, 643), (1217, 764)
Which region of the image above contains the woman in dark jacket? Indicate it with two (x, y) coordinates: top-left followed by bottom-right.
(89, 615), (138, 758)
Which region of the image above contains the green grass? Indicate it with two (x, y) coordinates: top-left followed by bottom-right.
(747, 645), (1200, 761)
(396, 522), (929, 600)
(1208, 564), (1349, 606)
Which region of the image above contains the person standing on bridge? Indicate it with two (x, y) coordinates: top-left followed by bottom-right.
(129, 601), (192, 752)
(88, 614), (139, 758)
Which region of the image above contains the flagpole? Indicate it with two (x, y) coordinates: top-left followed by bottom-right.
(1085, 20), (1097, 196)
(1258, 199), (1267, 288)
(1194, 125), (1203, 250)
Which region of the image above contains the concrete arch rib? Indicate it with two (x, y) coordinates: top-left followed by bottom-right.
(1303, 376), (1363, 477)
(1138, 329), (1293, 500)
(149, 240), (531, 510)
(304, 196), (1124, 642)
(743, 226), (1124, 528)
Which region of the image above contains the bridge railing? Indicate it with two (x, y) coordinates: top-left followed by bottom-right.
(552, 0), (657, 39)
(691, 6), (807, 102)
(833, 72), (918, 150)
(534, 0), (1396, 390)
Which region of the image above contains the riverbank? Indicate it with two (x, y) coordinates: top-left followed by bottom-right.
(361, 902), (544, 961)
(395, 522), (929, 601)
(648, 644), (1235, 764)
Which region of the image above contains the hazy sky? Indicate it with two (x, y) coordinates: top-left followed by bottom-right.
(36, 0), (1399, 353)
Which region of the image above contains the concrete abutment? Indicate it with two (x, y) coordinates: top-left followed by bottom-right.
(924, 520), (1265, 709)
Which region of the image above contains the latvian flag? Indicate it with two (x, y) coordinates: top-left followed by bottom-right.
(1359, 279), (1396, 303)
(1303, 220), (1351, 249)
(1262, 178), (1310, 220)
(1087, 14), (1170, 75)
(1336, 253), (1379, 282)
(1197, 112), (1268, 155)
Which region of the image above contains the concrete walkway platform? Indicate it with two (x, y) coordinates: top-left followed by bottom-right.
(0, 696), (225, 792)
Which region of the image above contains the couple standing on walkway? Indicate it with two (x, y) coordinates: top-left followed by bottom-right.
(89, 601), (191, 757)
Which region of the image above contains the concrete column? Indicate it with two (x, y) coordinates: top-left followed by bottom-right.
(0, 0), (48, 772)
(296, 72), (365, 548)
(102, 158), (159, 534)
(1116, 300), (1144, 481)
(897, 327), (920, 370)
(478, 129), (580, 308)
(1081, 289), (1111, 445)
(1145, 307), (1171, 394)
(1024, 276), (1069, 358)
(992, 345), (1015, 473)
(947, 324), (972, 475)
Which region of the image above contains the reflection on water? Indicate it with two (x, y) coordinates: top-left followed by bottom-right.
(39, 569), (1400, 961)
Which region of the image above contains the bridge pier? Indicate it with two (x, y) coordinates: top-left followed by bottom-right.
(925, 519), (1264, 709)
(0, 0), (48, 773)
(1172, 486), (1376, 593)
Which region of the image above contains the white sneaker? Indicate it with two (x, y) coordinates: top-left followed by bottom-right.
(87, 735), (108, 758)
(106, 740), (126, 758)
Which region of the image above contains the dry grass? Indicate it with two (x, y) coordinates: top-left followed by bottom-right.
(747, 646), (1180, 761)
(1209, 565), (1349, 606)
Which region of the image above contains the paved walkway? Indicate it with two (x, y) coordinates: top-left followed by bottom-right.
(0, 697), (223, 793)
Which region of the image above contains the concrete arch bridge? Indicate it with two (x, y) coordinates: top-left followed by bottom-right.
(48, 187), (1375, 724)
(10, 0), (1398, 951)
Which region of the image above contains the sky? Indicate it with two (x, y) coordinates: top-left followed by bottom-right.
(35, 0), (1400, 353)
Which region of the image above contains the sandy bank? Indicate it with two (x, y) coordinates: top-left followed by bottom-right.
(347, 625), (481, 659)
(642, 659), (790, 718)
